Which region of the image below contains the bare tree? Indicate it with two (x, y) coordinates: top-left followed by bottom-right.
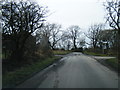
(36, 23), (54, 56)
(77, 38), (86, 48)
(36, 23), (53, 44)
(104, 0), (120, 33)
(61, 31), (72, 50)
(67, 25), (81, 49)
(50, 24), (62, 49)
(36, 23), (62, 50)
(1, 0), (48, 62)
(86, 24), (104, 50)
(104, 0), (120, 61)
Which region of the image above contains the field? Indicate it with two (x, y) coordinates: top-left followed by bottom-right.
(53, 50), (71, 55)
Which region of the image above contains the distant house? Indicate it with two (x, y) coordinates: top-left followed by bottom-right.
(98, 29), (118, 54)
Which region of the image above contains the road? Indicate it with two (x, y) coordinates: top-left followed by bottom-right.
(16, 52), (118, 88)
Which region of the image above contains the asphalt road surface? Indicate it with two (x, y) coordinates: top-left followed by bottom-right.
(16, 52), (118, 88)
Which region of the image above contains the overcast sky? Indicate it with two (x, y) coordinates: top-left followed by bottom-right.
(35, 0), (107, 32)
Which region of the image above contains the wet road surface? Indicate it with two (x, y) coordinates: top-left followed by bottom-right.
(16, 52), (118, 88)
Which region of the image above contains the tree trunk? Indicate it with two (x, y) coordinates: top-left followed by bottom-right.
(73, 39), (77, 49)
(117, 33), (120, 63)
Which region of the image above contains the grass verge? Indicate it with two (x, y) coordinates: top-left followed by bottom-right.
(53, 50), (71, 55)
(3, 56), (61, 88)
(105, 58), (119, 70)
(84, 51), (109, 56)
(0, 53), (2, 59)
(84, 51), (119, 71)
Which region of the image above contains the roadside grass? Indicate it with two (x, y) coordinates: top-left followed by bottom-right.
(2, 53), (5, 59)
(105, 58), (119, 70)
(1, 53), (10, 60)
(84, 51), (109, 56)
(53, 50), (71, 55)
(0, 53), (2, 59)
(84, 51), (119, 71)
(3, 56), (61, 88)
